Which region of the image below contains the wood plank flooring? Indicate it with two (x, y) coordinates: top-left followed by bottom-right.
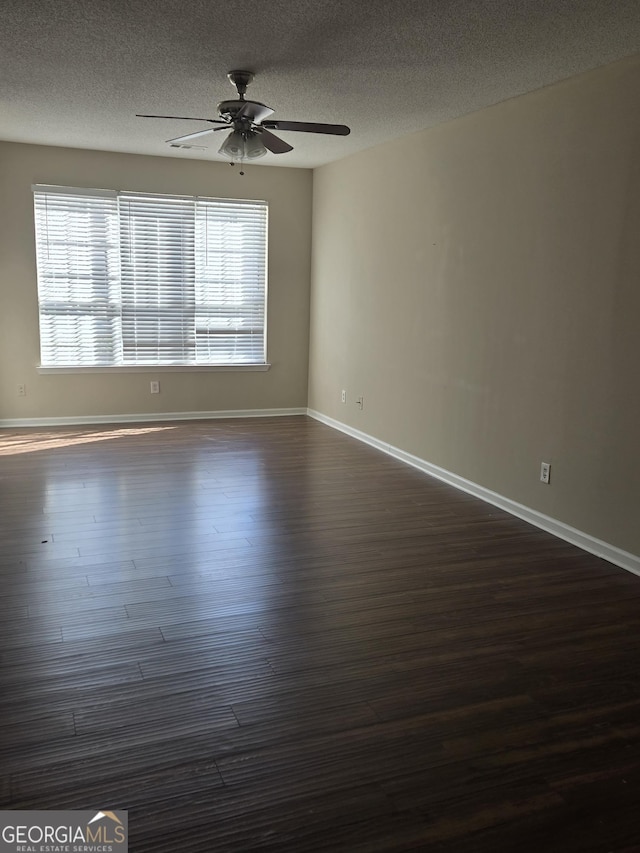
(1, 416), (639, 852)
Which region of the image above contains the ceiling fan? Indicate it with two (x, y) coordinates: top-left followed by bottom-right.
(137, 70), (350, 171)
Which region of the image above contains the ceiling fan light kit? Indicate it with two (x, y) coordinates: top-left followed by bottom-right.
(137, 70), (350, 175)
(218, 129), (267, 174)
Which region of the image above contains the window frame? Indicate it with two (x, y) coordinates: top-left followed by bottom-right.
(32, 185), (270, 373)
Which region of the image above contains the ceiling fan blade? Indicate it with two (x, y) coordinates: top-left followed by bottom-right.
(261, 120), (350, 136)
(259, 129), (294, 154)
(235, 102), (253, 120)
(136, 114), (227, 124)
(166, 128), (220, 144)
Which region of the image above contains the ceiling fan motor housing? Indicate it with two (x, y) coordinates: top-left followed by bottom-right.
(217, 100), (272, 122)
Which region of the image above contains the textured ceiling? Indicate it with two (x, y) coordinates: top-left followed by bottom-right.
(1, 0), (639, 169)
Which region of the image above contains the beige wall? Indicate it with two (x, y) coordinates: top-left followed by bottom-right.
(0, 143), (312, 419)
(309, 55), (640, 556)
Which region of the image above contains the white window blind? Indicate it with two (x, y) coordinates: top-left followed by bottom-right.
(33, 186), (268, 367)
(195, 198), (267, 365)
(119, 194), (196, 365)
(33, 187), (120, 366)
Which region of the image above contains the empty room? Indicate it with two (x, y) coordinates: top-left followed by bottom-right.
(1, 2), (640, 851)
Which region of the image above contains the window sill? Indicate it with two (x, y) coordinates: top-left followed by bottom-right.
(37, 364), (271, 374)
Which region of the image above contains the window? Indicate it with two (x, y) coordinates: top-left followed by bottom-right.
(33, 186), (268, 368)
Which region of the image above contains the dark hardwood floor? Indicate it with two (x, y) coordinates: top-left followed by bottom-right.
(1, 416), (639, 852)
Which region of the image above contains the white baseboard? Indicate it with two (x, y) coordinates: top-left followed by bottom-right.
(307, 408), (640, 578)
(0, 407), (307, 428)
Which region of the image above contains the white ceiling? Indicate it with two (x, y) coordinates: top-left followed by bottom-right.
(2, 0), (639, 169)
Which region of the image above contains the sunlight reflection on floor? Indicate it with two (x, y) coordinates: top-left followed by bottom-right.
(0, 425), (176, 456)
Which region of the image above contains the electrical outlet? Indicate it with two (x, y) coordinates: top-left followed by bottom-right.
(341, 389), (347, 403)
(150, 381), (160, 394)
(540, 462), (551, 484)
(356, 396), (364, 410)
(17, 383), (26, 396)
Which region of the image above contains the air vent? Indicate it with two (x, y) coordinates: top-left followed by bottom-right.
(168, 143), (207, 150)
